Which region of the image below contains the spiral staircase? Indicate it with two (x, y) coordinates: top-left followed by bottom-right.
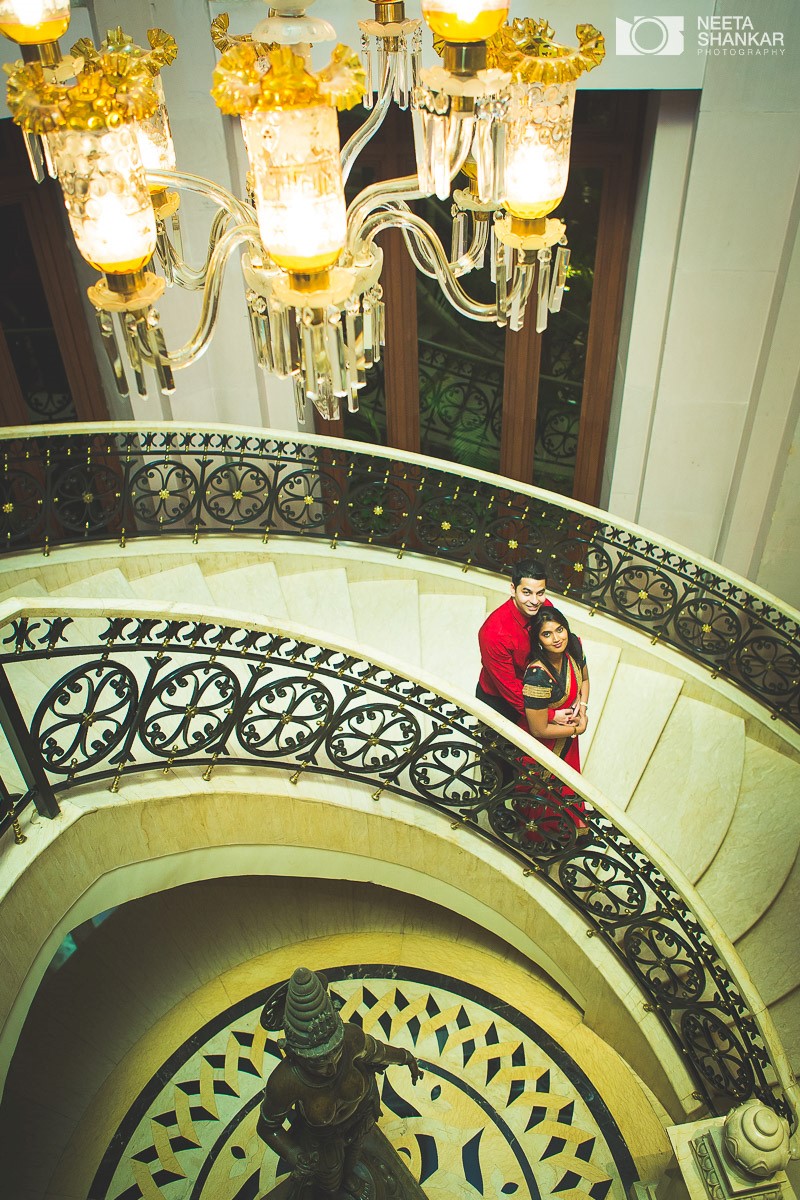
(0, 425), (798, 1200)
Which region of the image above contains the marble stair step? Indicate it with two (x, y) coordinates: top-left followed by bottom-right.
(627, 696), (744, 884)
(574, 640), (620, 757)
(49, 568), (135, 601)
(582, 663), (682, 807)
(769, 985), (800, 1067)
(0, 661), (64, 794)
(0, 578), (49, 602)
(418, 593), (487, 700)
(735, 847), (800, 1009)
(127, 563), (214, 608)
(32, 572), (135, 682)
(349, 579), (422, 667)
(696, 739), (800, 942)
(276, 567), (356, 642)
(202, 561), (289, 625)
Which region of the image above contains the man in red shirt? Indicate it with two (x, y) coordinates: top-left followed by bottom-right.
(476, 558), (552, 727)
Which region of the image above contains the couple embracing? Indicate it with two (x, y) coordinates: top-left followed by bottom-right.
(476, 558), (590, 829)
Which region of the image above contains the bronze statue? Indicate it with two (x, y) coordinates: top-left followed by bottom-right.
(257, 967), (426, 1200)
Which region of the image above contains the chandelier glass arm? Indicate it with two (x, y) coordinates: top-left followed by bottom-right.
(453, 216), (490, 277)
(146, 168), (255, 226)
(357, 208), (497, 322)
(160, 208), (236, 290)
(341, 55), (397, 185)
(346, 118), (472, 257)
(136, 222), (262, 369)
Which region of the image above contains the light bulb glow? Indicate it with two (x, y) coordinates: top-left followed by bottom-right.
(0, 0), (69, 44)
(136, 78), (177, 177)
(503, 82), (577, 220)
(49, 125), (157, 274)
(244, 106), (346, 274)
(420, 0), (508, 43)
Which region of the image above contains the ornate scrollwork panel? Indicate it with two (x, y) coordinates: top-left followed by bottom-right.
(140, 663), (240, 757)
(408, 734), (488, 807)
(235, 675), (334, 757)
(325, 701), (421, 773)
(51, 464), (123, 533)
(0, 468), (46, 544)
(33, 661), (138, 771)
(415, 495), (484, 555)
(129, 459), (199, 526)
(202, 461), (272, 527)
(732, 631), (800, 704)
(610, 565), (679, 624)
(273, 466), (343, 532)
(681, 1009), (754, 1100)
(673, 595), (743, 661)
(558, 852), (647, 922)
(346, 480), (412, 542)
(623, 920), (707, 1005)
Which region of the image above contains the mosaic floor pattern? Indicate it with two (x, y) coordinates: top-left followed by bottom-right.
(89, 965), (637, 1200)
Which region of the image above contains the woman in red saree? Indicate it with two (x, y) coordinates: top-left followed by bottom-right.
(519, 607), (590, 839)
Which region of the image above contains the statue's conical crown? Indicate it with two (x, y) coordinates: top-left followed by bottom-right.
(283, 967), (344, 1058)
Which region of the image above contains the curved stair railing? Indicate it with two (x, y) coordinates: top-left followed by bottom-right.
(1, 424), (798, 731)
(0, 598), (796, 1130)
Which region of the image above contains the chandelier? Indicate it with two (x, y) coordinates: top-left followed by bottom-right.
(2, 0), (604, 421)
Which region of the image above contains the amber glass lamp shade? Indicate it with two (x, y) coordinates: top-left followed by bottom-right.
(420, 0), (508, 44)
(503, 80), (577, 221)
(0, 0), (69, 44)
(243, 104), (346, 275)
(135, 75), (177, 179)
(49, 124), (158, 274)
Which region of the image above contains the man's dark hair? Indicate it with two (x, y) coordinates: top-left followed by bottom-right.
(511, 558), (548, 587)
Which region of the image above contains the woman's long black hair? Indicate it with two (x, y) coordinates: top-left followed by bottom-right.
(529, 606), (582, 664)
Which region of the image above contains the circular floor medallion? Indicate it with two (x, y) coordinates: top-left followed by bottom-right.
(89, 966), (637, 1200)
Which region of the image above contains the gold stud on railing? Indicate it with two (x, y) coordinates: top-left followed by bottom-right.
(289, 760), (309, 785)
(262, 524), (270, 544)
(109, 771), (122, 793)
(12, 816), (26, 845)
(119, 527), (127, 548)
(330, 533), (339, 550)
(202, 753), (219, 782)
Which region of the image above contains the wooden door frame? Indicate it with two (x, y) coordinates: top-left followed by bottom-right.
(0, 118), (108, 426)
(303, 94), (647, 508)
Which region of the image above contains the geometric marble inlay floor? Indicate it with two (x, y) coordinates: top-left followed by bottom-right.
(89, 965), (638, 1200)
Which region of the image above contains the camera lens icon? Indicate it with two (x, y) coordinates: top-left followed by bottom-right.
(632, 16), (670, 53)
(615, 15), (684, 56)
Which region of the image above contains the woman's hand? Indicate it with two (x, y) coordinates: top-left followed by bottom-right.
(573, 712), (588, 736)
(291, 1150), (320, 1178)
(551, 704), (579, 726)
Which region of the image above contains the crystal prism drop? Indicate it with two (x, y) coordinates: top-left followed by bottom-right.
(549, 245), (570, 313)
(536, 250), (551, 333)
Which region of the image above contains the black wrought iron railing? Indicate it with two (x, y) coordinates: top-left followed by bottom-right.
(0, 424), (797, 730)
(0, 599), (795, 1127)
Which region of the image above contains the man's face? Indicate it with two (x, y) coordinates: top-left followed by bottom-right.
(511, 576), (547, 618)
